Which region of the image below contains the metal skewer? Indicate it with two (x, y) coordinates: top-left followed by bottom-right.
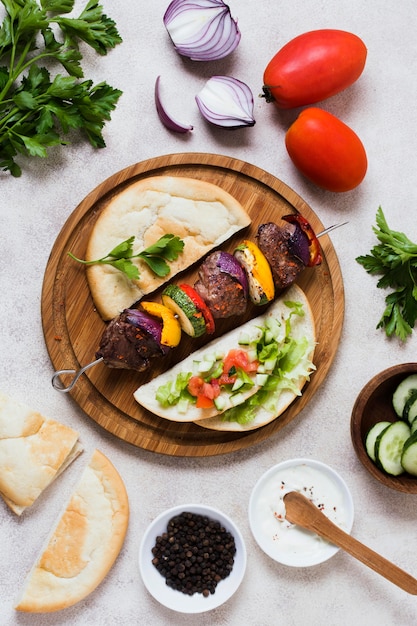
(317, 221), (348, 238)
(51, 357), (103, 393)
(50, 221), (348, 392)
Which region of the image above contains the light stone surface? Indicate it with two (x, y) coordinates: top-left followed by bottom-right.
(1, 1), (417, 624)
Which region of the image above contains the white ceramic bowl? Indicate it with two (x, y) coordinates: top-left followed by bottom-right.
(248, 458), (354, 567)
(139, 504), (247, 613)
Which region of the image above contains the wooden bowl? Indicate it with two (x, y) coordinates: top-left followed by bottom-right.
(351, 363), (417, 493)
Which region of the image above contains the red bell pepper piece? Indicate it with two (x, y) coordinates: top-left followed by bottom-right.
(179, 284), (216, 334)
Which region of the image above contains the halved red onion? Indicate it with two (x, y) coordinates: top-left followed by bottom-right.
(155, 76), (193, 133)
(195, 75), (255, 128)
(125, 309), (170, 354)
(216, 251), (249, 295)
(163, 0), (241, 61)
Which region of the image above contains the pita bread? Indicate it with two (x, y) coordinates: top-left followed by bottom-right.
(15, 449), (129, 613)
(86, 176), (251, 320)
(0, 393), (82, 515)
(134, 284), (315, 429)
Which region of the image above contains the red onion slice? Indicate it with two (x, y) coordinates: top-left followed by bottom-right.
(163, 0), (241, 61)
(155, 76), (193, 133)
(285, 223), (311, 267)
(125, 309), (170, 354)
(216, 251), (249, 295)
(195, 75), (255, 128)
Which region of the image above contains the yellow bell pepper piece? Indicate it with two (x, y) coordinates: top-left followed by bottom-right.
(140, 301), (182, 347)
(241, 240), (275, 302)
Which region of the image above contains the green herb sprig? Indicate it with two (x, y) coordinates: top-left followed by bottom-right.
(356, 207), (417, 341)
(68, 234), (185, 281)
(0, 0), (123, 177)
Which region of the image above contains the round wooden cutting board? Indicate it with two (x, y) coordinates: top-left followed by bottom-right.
(41, 153), (344, 457)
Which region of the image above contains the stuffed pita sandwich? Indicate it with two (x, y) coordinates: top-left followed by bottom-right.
(134, 284), (316, 431)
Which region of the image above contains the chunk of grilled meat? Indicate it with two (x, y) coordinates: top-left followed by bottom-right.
(96, 310), (166, 371)
(194, 251), (248, 319)
(256, 222), (308, 291)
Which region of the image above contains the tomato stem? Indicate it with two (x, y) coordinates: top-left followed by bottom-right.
(260, 86), (276, 103)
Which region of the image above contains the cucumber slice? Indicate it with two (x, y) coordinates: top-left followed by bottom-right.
(365, 421), (391, 462)
(411, 418), (417, 434)
(392, 374), (417, 418)
(401, 431), (417, 476)
(214, 395), (227, 411)
(162, 285), (206, 338)
(195, 356), (216, 373)
(256, 373), (269, 387)
(404, 393), (417, 424)
(375, 420), (411, 476)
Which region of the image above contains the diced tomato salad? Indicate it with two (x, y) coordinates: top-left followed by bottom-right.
(187, 349), (258, 408)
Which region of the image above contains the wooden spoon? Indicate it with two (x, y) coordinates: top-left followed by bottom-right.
(283, 491), (417, 595)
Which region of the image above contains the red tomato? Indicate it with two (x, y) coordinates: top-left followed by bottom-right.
(222, 349), (258, 377)
(195, 393), (214, 409)
(263, 29), (367, 109)
(285, 108), (367, 192)
(187, 376), (220, 409)
(188, 375), (206, 397)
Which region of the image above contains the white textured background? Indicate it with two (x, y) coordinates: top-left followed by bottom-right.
(1, 1), (417, 624)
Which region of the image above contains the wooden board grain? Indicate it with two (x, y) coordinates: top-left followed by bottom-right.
(41, 153), (344, 456)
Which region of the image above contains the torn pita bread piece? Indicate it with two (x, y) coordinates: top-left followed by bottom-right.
(0, 392), (82, 515)
(86, 175), (251, 320)
(15, 449), (129, 613)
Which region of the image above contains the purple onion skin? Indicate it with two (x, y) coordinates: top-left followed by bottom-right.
(216, 251), (249, 296)
(125, 309), (170, 355)
(286, 223), (311, 266)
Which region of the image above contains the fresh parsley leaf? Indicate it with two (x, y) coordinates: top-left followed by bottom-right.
(55, 0), (122, 56)
(108, 258), (139, 281)
(107, 236), (135, 260)
(138, 234), (185, 274)
(0, 0), (122, 176)
(356, 206), (417, 340)
(41, 0), (74, 13)
(68, 234), (185, 281)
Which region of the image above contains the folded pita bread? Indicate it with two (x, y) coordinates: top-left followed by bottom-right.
(0, 393), (82, 515)
(134, 284), (315, 430)
(86, 176), (251, 320)
(196, 285), (316, 432)
(15, 449), (129, 613)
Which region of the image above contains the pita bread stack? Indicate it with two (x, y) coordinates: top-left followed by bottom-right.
(15, 449), (129, 613)
(86, 176), (251, 320)
(0, 392), (82, 515)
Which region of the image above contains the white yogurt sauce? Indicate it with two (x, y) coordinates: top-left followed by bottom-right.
(251, 462), (352, 566)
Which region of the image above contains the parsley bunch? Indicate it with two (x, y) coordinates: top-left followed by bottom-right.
(69, 234), (185, 280)
(0, 0), (122, 177)
(356, 207), (417, 341)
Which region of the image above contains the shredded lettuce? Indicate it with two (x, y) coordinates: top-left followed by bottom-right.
(155, 371), (193, 407)
(220, 302), (315, 424)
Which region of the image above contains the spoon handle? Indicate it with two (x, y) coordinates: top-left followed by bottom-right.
(284, 493), (417, 595)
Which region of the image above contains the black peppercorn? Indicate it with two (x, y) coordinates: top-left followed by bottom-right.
(151, 511), (236, 597)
